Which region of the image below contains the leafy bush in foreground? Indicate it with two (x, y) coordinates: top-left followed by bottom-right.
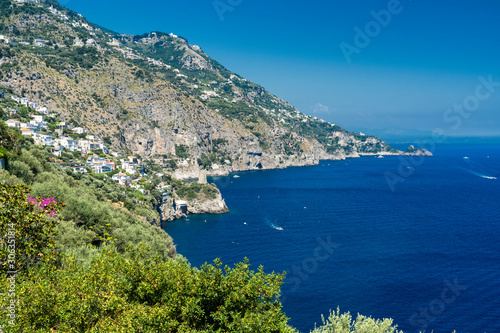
(1, 247), (294, 332)
(310, 308), (402, 333)
(0, 184), (63, 273)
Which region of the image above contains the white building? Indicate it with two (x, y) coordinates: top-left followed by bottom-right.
(21, 128), (35, 136)
(32, 115), (44, 123)
(29, 120), (42, 129)
(5, 119), (20, 128)
(72, 127), (87, 134)
(112, 172), (130, 185)
(36, 106), (49, 115)
(20, 97), (30, 106)
(71, 166), (87, 174)
(77, 140), (92, 151)
(57, 137), (77, 151)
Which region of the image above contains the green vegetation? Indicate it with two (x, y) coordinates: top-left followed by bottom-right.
(0, 0), (14, 20)
(36, 46), (102, 72)
(0, 134), (175, 260)
(0, 243), (293, 332)
(163, 174), (218, 201)
(310, 308), (403, 333)
(0, 184), (63, 273)
(175, 144), (190, 159)
(0, 120), (22, 153)
(197, 153), (218, 170)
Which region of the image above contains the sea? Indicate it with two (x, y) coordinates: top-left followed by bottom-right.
(164, 144), (500, 333)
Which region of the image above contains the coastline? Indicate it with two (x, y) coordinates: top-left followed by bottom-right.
(162, 147), (432, 222)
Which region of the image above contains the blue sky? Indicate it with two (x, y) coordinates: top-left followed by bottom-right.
(61, 0), (500, 139)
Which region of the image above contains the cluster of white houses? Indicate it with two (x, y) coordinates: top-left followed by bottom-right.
(6, 115), (45, 136)
(43, 135), (108, 154)
(2, 0), (102, 48)
(3, 95), (113, 154)
(5, 120), (110, 156)
(8, 96), (45, 111)
(3, 94), (147, 176)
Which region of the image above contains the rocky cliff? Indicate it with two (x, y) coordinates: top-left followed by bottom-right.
(159, 189), (228, 222)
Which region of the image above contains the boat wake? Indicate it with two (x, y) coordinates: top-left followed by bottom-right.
(479, 174), (497, 180)
(462, 158), (498, 180)
(265, 219), (284, 231)
(268, 223), (283, 231)
(464, 169), (497, 180)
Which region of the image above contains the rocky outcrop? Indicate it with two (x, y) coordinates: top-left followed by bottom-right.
(186, 191), (229, 215)
(402, 145), (433, 156)
(159, 197), (182, 222)
(159, 187), (228, 222)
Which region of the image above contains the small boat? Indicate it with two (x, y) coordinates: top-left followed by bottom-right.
(377, 155), (385, 158)
(463, 157), (469, 159)
(233, 175), (240, 178)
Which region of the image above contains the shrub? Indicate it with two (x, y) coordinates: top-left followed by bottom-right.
(175, 144), (190, 159)
(0, 184), (64, 273)
(1, 247), (294, 332)
(310, 308), (402, 333)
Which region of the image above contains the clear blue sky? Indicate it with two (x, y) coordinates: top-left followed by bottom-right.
(61, 0), (500, 139)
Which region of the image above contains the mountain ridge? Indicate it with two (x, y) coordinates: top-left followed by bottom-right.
(0, 0), (431, 179)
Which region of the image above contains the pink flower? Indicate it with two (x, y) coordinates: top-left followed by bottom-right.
(26, 195), (58, 216)
(27, 194), (38, 205)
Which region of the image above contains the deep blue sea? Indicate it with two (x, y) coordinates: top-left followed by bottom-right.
(164, 144), (500, 333)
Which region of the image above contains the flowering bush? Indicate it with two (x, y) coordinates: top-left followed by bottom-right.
(0, 184), (64, 273)
(27, 195), (57, 216)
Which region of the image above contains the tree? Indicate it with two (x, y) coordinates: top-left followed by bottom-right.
(310, 308), (403, 333)
(3, 247), (295, 332)
(175, 144), (190, 159)
(0, 120), (22, 153)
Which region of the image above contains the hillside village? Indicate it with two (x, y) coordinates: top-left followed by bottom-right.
(0, 90), (189, 204)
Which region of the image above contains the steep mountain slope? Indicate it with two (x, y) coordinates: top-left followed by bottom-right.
(0, 0), (426, 178)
